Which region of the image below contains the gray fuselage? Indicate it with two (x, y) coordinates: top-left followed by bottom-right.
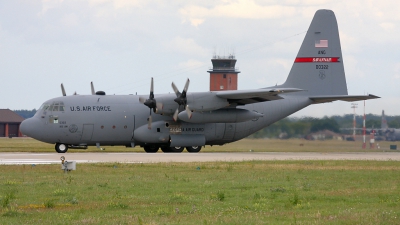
(21, 93), (312, 147)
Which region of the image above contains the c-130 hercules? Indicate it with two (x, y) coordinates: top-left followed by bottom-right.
(20, 9), (379, 153)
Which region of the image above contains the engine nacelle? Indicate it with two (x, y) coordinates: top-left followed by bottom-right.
(153, 92), (230, 115)
(178, 108), (263, 123)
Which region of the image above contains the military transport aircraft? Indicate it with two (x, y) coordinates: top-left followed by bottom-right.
(20, 9), (379, 153)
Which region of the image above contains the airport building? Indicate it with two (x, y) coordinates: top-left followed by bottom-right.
(0, 109), (24, 137)
(208, 55), (240, 91)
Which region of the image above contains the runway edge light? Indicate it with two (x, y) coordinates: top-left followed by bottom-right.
(61, 156), (76, 172)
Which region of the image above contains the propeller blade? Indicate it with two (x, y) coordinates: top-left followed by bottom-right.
(139, 97), (146, 103)
(183, 78), (190, 93)
(150, 77), (154, 99)
(156, 102), (163, 113)
(147, 115), (152, 129)
(91, 82), (95, 95)
(185, 105), (192, 119)
(171, 82), (180, 97)
(61, 83), (66, 96)
(173, 108), (179, 122)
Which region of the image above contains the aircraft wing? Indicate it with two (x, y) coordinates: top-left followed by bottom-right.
(216, 88), (304, 105)
(309, 94), (380, 104)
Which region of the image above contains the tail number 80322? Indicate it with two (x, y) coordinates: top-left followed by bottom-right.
(316, 65), (328, 69)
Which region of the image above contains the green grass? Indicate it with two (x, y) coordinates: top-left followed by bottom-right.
(1, 161), (400, 224)
(1, 137), (399, 152)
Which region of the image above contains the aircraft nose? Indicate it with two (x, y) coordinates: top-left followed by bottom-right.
(20, 118), (40, 137)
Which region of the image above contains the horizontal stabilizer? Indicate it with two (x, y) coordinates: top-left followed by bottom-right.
(310, 94), (380, 104)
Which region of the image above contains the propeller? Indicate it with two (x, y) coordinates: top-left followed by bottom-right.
(61, 82), (93, 96)
(171, 78), (192, 121)
(61, 83), (66, 96)
(60, 83), (78, 95)
(91, 82), (95, 95)
(139, 78), (160, 129)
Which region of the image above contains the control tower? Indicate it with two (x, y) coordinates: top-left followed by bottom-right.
(208, 55), (240, 91)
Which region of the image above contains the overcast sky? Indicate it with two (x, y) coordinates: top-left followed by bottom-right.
(1, 0), (399, 118)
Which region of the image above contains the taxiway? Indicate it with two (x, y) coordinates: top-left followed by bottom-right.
(1, 152), (400, 164)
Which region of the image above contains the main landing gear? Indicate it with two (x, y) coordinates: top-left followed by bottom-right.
(55, 143), (69, 153)
(143, 145), (159, 153)
(143, 145), (202, 153)
(186, 146), (202, 153)
(161, 146), (184, 153)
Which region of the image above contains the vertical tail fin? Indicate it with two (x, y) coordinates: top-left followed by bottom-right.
(281, 9), (348, 96)
(381, 110), (388, 129)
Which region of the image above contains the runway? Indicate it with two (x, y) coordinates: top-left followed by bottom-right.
(1, 152), (400, 164)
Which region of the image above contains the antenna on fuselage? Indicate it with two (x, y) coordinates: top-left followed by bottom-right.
(61, 83), (66, 96)
(91, 82), (95, 95)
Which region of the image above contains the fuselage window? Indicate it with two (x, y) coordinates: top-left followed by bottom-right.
(49, 116), (58, 124)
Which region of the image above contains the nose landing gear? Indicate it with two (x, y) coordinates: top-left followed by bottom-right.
(55, 143), (68, 153)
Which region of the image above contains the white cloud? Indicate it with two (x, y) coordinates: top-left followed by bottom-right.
(343, 55), (365, 79)
(180, 0), (297, 26)
(178, 59), (204, 69)
(283, 0), (332, 4)
(379, 22), (396, 31)
(40, 0), (64, 16)
(165, 37), (209, 57)
(394, 62), (400, 80)
(61, 13), (79, 27)
(274, 58), (292, 71)
(339, 31), (362, 54)
(189, 18), (205, 27)
(88, 0), (145, 9)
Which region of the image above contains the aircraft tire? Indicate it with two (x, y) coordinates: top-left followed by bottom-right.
(55, 143), (68, 153)
(144, 145), (159, 153)
(161, 146), (172, 153)
(170, 146), (184, 153)
(186, 146), (202, 153)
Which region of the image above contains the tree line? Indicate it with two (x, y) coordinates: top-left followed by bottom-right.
(249, 114), (400, 139)
(14, 109), (37, 119)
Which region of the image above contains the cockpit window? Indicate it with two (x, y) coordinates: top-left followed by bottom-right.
(39, 103), (50, 110)
(40, 101), (65, 112)
(53, 102), (59, 111)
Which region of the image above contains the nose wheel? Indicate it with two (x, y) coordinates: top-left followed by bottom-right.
(55, 143), (69, 153)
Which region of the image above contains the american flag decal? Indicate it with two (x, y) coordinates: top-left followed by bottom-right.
(315, 40), (328, 48)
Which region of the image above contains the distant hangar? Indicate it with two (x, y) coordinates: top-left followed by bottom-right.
(0, 109), (24, 137)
